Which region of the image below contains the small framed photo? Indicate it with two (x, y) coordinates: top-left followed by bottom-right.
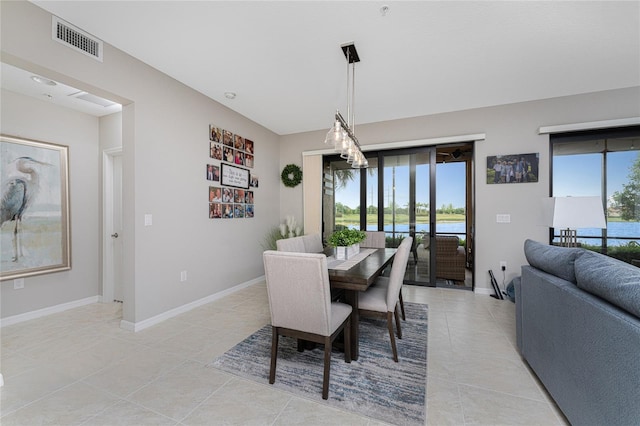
(234, 189), (245, 203)
(222, 203), (234, 218)
(246, 204), (254, 218)
(209, 186), (221, 202)
(234, 204), (245, 218)
(223, 146), (234, 163)
(245, 139), (254, 154)
(234, 150), (245, 166)
(209, 202), (222, 219)
(234, 134), (245, 151)
(210, 143), (222, 160)
(222, 130), (233, 147)
(487, 153), (539, 184)
(245, 190), (254, 204)
(245, 154), (254, 168)
(210, 125), (222, 143)
(250, 174), (259, 188)
(222, 187), (233, 203)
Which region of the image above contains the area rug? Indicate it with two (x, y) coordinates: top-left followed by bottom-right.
(209, 302), (428, 426)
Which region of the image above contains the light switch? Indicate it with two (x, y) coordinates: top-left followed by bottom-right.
(144, 214), (152, 226)
(496, 214), (511, 223)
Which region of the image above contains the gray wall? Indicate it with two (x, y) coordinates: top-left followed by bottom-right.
(1, 1), (281, 324)
(1, 89), (100, 317)
(279, 87), (640, 292)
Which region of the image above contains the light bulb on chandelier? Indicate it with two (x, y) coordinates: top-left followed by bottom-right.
(323, 42), (368, 169)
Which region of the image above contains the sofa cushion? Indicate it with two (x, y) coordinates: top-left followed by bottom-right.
(575, 250), (640, 318)
(524, 239), (584, 283)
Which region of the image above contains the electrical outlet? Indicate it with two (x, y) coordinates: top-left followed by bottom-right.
(180, 270), (187, 282)
(500, 261), (507, 271)
(14, 278), (24, 289)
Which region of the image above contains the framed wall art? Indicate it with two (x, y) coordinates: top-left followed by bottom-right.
(1, 135), (71, 280)
(221, 163), (249, 189)
(487, 152), (539, 184)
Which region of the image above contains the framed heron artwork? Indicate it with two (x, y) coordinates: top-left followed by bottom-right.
(0, 135), (70, 281)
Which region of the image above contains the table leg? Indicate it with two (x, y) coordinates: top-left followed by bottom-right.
(344, 290), (360, 360)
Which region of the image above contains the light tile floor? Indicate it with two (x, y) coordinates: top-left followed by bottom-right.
(0, 284), (568, 425)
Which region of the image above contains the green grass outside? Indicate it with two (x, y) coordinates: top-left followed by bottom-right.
(335, 212), (465, 227)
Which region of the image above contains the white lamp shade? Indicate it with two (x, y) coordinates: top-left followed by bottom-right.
(542, 196), (607, 229)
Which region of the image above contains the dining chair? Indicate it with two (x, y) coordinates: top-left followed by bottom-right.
(365, 231), (407, 321)
(275, 235), (306, 252)
(262, 250), (352, 400)
(302, 233), (324, 253)
(361, 231), (386, 249)
(358, 236), (412, 362)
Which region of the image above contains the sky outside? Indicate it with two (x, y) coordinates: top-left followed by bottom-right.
(335, 151), (639, 210)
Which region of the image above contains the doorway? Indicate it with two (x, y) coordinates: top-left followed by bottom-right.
(324, 142), (474, 289)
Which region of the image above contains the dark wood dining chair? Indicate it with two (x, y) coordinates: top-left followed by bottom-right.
(263, 250), (352, 399)
(357, 236), (412, 362)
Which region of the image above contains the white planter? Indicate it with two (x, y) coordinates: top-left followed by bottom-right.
(335, 243), (360, 260)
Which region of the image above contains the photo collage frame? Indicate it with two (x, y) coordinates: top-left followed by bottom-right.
(208, 125), (258, 219)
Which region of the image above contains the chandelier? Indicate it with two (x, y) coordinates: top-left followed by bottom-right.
(324, 43), (368, 168)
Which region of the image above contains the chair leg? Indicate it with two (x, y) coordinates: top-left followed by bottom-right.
(387, 312), (399, 362)
(394, 306), (403, 339)
(269, 327), (279, 384)
(399, 289), (406, 321)
(322, 336), (332, 400)
(344, 317), (351, 364)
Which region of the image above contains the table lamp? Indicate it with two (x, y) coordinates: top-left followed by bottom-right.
(542, 196), (607, 247)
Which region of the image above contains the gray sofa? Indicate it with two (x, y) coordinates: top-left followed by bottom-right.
(516, 239), (640, 426)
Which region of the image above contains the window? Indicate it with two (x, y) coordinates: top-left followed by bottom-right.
(551, 126), (640, 264)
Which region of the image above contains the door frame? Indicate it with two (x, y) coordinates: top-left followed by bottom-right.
(102, 147), (122, 303)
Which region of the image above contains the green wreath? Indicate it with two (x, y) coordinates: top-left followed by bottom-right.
(281, 164), (302, 188)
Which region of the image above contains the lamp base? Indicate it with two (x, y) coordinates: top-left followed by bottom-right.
(559, 229), (578, 247)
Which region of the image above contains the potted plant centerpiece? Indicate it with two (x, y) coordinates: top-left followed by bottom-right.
(327, 229), (366, 260)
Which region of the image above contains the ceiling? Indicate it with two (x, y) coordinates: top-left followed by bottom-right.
(19, 1), (640, 134)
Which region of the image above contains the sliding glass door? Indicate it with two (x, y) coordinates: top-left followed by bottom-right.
(323, 143), (473, 288)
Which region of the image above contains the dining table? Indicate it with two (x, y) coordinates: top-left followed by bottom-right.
(325, 247), (397, 360)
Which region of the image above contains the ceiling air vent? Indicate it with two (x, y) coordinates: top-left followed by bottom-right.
(52, 16), (103, 62)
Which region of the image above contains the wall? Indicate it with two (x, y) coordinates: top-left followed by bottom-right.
(279, 87), (640, 292)
(1, 1), (281, 324)
(0, 89), (100, 317)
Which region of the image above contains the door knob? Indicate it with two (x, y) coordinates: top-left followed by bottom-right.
(111, 233), (119, 238)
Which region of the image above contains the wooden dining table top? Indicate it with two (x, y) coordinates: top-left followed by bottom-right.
(324, 247), (397, 291)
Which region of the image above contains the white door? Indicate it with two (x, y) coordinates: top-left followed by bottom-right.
(103, 148), (123, 304)
(111, 154), (123, 302)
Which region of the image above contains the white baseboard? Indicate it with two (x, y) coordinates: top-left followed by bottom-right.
(474, 286), (493, 295)
(120, 276), (265, 332)
(0, 296), (100, 328)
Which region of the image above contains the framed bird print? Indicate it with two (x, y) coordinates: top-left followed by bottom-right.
(0, 135), (71, 281)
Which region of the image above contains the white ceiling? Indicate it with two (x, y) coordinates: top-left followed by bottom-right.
(1, 62), (122, 117)
(25, 1), (640, 134)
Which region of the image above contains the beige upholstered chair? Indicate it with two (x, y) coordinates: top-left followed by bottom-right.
(361, 231), (386, 249)
(275, 235), (306, 252)
(358, 236), (412, 362)
(366, 231), (407, 321)
(262, 250), (352, 400)
(302, 233), (324, 253)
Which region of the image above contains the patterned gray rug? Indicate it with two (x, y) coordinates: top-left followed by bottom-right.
(209, 302), (428, 425)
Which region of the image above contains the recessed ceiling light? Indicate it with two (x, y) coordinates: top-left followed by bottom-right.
(224, 92), (237, 99)
(31, 75), (57, 86)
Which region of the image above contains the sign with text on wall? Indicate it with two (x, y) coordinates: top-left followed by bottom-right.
(221, 163), (249, 189)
